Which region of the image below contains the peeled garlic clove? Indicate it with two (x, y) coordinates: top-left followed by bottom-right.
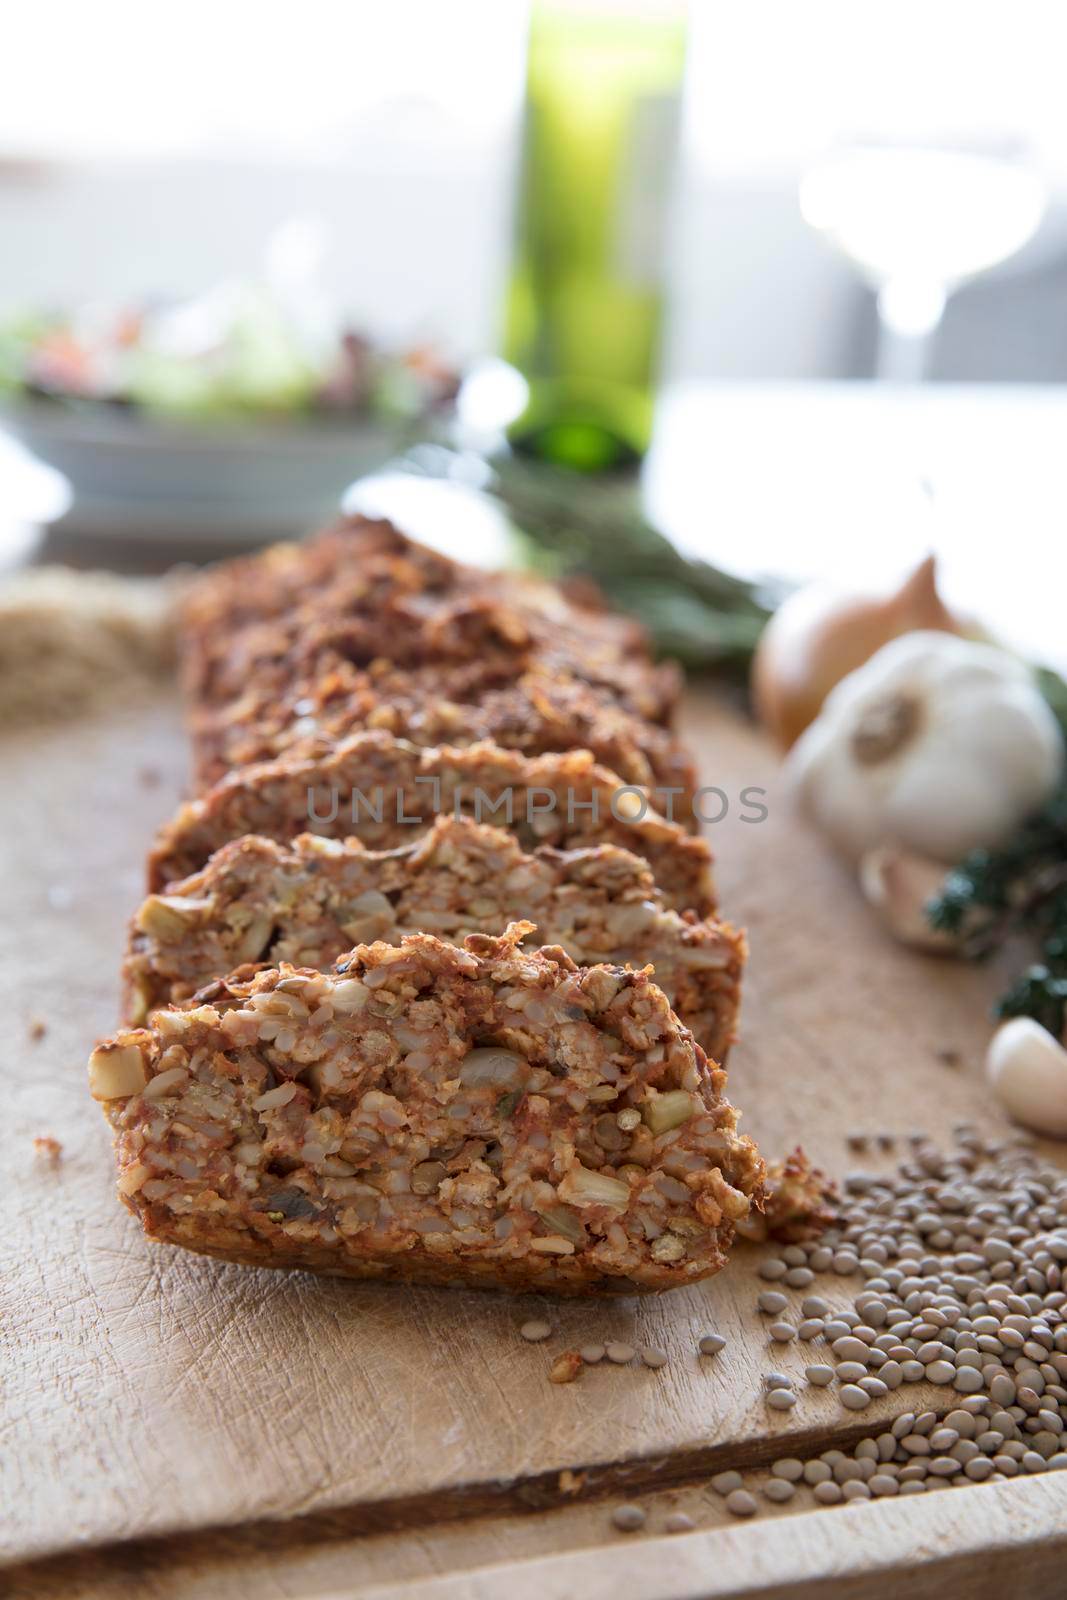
(859, 847), (960, 953)
(987, 1017), (1067, 1138)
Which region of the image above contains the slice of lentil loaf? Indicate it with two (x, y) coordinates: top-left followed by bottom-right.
(147, 731), (715, 913)
(181, 516), (679, 731)
(187, 660), (698, 809)
(91, 924), (763, 1294)
(127, 816), (744, 1058)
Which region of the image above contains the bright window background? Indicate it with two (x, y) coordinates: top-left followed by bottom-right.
(2, 0), (1067, 374)
(0, 1), (525, 162)
(5, 0), (1067, 173)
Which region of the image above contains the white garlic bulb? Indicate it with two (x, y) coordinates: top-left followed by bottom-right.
(987, 1017), (1067, 1139)
(788, 632), (1064, 862)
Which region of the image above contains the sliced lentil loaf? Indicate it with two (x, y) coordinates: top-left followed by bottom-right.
(147, 731), (715, 914)
(187, 659), (698, 811)
(91, 924), (763, 1294)
(181, 516), (679, 737)
(127, 815), (743, 1058)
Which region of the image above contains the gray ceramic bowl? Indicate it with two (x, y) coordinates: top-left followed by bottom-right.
(3, 399), (405, 545)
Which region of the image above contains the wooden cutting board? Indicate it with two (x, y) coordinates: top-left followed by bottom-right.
(4, 689), (1063, 1596)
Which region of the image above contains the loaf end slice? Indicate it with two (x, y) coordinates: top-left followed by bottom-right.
(92, 925), (762, 1295)
(182, 516), (678, 726)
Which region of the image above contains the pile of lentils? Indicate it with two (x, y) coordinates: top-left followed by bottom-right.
(702, 1124), (1067, 1517)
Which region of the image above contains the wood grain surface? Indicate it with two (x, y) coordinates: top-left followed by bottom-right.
(4, 689), (1063, 1597)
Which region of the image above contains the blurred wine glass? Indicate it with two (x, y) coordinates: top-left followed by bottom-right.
(799, 139), (1047, 380)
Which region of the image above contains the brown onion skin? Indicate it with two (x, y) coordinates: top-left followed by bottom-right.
(752, 555), (961, 750)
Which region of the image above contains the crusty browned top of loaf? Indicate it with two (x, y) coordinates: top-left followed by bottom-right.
(127, 815), (743, 1059)
(180, 516), (678, 726)
(187, 657), (699, 808)
(147, 731), (715, 914)
(92, 923), (763, 1295)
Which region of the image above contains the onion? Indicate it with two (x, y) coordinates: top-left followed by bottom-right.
(642, 1090), (697, 1135)
(558, 1165), (631, 1209)
(752, 555), (961, 750)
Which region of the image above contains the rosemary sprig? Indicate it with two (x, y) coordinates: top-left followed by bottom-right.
(489, 455), (779, 675)
(927, 686), (1067, 1032)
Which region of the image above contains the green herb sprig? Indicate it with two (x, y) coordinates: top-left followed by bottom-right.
(399, 445), (779, 677)
(489, 454), (778, 675)
(927, 686), (1067, 1034)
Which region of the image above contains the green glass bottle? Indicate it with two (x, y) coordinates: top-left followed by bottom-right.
(504, 0), (686, 471)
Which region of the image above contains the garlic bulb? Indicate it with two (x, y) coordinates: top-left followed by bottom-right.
(788, 632), (1064, 862)
(752, 555), (961, 750)
(987, 1017), (1067, 1138)
(859, 847), (961, 953)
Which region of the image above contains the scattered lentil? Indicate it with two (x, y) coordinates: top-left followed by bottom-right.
(640, 1346), (668, 1370)
(665, 1512), (695, 1533)
(698, 1335), (726, 1357)
(580, 1344), (606, 1365)
(763, 1479), (795, 1503)
(758, 1290), (789, 1315)
(611, 1503), (647, 1532)
(725, 1489), (758, 1517)
(712, 1128), (1067, 1520)
(520, 1320), (552, 1342)
(711, 1471), (743, 1495)
(759, 1258), (789, 1281)
(785, 1267), (816, 1288)
(605, 1342), (636, 1365)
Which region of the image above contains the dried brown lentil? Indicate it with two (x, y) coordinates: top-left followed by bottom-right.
(665, 1511), (695, 1533)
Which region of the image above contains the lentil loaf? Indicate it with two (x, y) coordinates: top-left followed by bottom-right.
(147, 731), (715, 913)
(127, 816), (744, 1058)
(91, 924), (763, 1294)
(187, 659), (699, 808)
(181, 517), (679, 734)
